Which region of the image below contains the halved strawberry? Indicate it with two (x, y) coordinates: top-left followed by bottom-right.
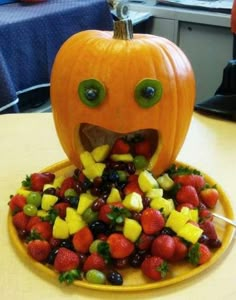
(151, 235), (175, 260)
(83, 252), (106, 272)
(169, 236), (188, 262)
(188, 243), (211, 265)
(27, 239), (51, 262)
(123, 181), (144, 196)
(136, 233), (155, 251)
(72, 226), (94, 253)
(23, 173), (54, 192)
(200, 187), (219, 209)
(12, 211), (30, 231)
(141, 256), (168, 281)
(140, 208), (165, 235)
(176, 185), (199, 207)
(8, 194), (27, 214)
(134, 139), (152, 159)
(54, 247), (80, 272)
(107, 233), (135, 259)
(54, 202), (70, 218)
(30, 221), (52, 241)
(199, 220), (218, 240)
(110, 138), (130, 154)
(173, 174), (205, 190)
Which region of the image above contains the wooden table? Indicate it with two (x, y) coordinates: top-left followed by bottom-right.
(0, 112), (236, 300)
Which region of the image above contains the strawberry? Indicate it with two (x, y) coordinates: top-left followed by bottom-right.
(8, 194), (27, 214)
(111, 138), (130, 154)
(12, 211), (30, 230)
(54, 247), (80, 272)
(200, 187), (219, 209)
(54, 202), (70, 218)
(199, 208), (213, 221)
(83, 252), (106, 272)
(30, 221), (52, 241)
(98, 202), (127, 224)
(176, 202), (194, 212)
(123, 181), (144, 196)
(72, 226), (94, 253)
(27, 239), (51, 262)
(140, 208), (165, 235)
(107, 233), (135, 259)
(136, 233), (155, 251)
(188, 243), (211, 265)
(199, 220), (218, 240)
(59, 177), (75, 198)
(22, 173), (54, 192)
(169, 236), (188, 262)
(151, 235), (175, 260)
(26, 215), (41, 232)
(173, 174), (205, 190)
(176, 185), (199, 208)
(141, 256), (168, 281)
(134, 139), (152, 159)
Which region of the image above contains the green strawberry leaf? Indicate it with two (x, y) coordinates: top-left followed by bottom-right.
(167, 164), (201, 176)
(157, 261), (169, 278)
(107, 206), (131, 225)
(22, 174), (31, 188)
(188, 243), (200, 265)
(58, 269), (81, 284)
(42, 209), (58, 224)
(97, 241), (112, 264)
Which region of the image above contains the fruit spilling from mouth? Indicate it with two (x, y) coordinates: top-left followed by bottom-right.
(9, 139), (222, 286)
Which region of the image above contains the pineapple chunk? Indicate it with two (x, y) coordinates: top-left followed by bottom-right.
(91, 144), (110, 162)
(110, 154), (133, 162)
(37, 210), (48, 218)
(146, 188), (163, 199)
(80, 151), (95, 167)
(180, 207), (199, 223)
(123, 192), (143, 212)
(53, 175), (65, 188)
(123, 218), (142, 242)
(165, 209), (189, 233)
(156, 173), (175, 191)
(41, 194), (58, 211)
(107, 187), (122, 203)
(150, 197), (174, 217)
(77, 193), (95, 215)
(53, 216), (69, 239)
(65, 208), (86, 235)
(138, 170), (158, 192)
(17, 188), (31, 197)
(177, 223), (203, 244)
(82, 163), (106, 180)
(43, 183), (55, 191)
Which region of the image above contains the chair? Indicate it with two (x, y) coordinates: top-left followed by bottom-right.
(194, 1), (236, 121)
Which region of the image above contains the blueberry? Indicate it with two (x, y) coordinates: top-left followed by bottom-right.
(89, 220), (110, 238)
(107, 270), (123, 285)
(47, 248), (59, 265)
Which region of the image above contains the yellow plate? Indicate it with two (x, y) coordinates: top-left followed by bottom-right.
(8, 160), (235, 292)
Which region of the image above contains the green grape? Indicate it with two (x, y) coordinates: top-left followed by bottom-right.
(89, 239), (103, 253)
(82, 207), (98, 224)
(117, 170), (127, 182)
(23, 203), (38, 216)
(86, 269), (106, 284)
(133, 155), (148, 170)
(27, 191), (42, 208)
(64, 188), (77, 197)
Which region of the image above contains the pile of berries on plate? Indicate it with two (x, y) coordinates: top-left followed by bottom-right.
(9, 137), (222, 286)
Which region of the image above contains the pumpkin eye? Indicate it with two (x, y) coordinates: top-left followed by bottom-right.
(78, 79), (106, 107)
(134, 79), (163, 108)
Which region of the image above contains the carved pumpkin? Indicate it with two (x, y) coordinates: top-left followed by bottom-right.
(50, 19), (195, 175)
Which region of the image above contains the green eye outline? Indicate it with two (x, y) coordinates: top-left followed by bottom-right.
(134, 78), (163, 108)
(78, 78), (106, 108)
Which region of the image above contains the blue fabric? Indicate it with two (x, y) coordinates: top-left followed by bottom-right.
(0, 0), (113, 113)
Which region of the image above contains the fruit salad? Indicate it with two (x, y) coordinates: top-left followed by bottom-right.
(8, 137), (222, 286)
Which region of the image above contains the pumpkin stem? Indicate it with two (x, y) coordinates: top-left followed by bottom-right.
(113, 19), (133, 40)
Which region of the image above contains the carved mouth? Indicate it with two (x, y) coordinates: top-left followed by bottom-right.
(79, 123), (159, 160)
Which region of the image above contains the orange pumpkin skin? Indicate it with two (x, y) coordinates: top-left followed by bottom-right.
(50, 29), (195, 175)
